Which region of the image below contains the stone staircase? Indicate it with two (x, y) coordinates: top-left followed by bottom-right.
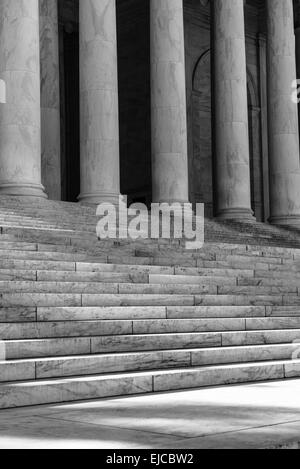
(1, 197), (300, 409)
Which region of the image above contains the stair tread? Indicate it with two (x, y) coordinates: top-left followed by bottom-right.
(1, 342), (299, 364)
(1, 358), (300, 387)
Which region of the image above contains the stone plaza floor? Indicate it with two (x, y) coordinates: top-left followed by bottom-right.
(1, 379), (300, 449)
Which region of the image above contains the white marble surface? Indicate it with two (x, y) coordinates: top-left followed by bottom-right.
(0, 0), (46, 198)
(267, 0), (300, 226)
(212, 0), (253, 221)
(1, 379), (300, 448)
(150, 0), (189, 204)
(79, 0), (120, 205)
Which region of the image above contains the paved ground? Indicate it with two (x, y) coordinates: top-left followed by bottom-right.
(1, 379), (300, 449)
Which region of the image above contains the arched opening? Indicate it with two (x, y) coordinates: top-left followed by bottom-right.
(191, 50), (264, 220)
(191, 50), (213, 218)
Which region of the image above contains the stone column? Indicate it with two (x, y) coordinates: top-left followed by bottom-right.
(78, 0), (120, 205)
(40, 0), (61, 201)
(0, 0), (46, 198)
(294, 1), (300, 162)
(150, 0), (189, 205)
(212, 0), (254, 220)
(267, 0), (300, 226)
(295, 1), (300, 88)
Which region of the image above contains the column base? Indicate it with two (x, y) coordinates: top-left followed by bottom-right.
(216, 208), (256, 222)
(0, 183), (48, 199)
(269, 214), (300, 227)
(78, 192), (122, 207)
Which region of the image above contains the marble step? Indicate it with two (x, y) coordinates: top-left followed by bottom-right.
(0, 320), (134, 340)
(151, 274), (300, 289)
(4, 316), (300, 341)
(1, 343), (300, 383)
(40, 271), (243, 286)
(0, 270), (143, 283)
(168, 305), (300, 319)
(0, 217), (96, 231)
(4, 315), (290, 340)
(91, 329), (300, 353)
(1, 359), (300, 409)
(268, 306), (300, 317)
(217, 285), (298, 295)
(174, 266), (300, 279)
(0, 293), (198, 307)
(0, 307), (37, 323)
(3, 245), (297, 270)
(0, 250), (103, 262)
(1, 226), (96, 244)
(0, 259), (77, 271)
(0, 242), (37, 251)
(237, 277), (300, 287)
(0, 281), (219, 295)
(1, 243), (299, 268)
(0, 305), (271, 323)
(0, 292), (293, 308)
(0, 255), (298, 276)
(36, 305), (268, 322)
(0, 259), (175, 274)
(3, 327), (300, 360)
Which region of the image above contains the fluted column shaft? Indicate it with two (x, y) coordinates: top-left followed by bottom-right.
(150, 0), (189, 204)
(40, 0), (61, 201)
(79, 0), (120, 205)
(212, 0), (254, 220)
(0, 0), (46, 198)
(267, 0), (300, 226)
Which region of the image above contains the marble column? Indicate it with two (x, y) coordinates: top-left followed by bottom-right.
(0, 0), (46, 198)
(40, 0), (61, 201)
(212, 0), (254, 220)
(78, 0), (120, 205)
(295, 1), (300, 87)
(150, 0), (189, 205)
(267, 0), (300, 226)
(294, 1), (300, 157)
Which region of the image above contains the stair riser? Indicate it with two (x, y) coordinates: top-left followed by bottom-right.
(2, 305), (292, 323)
(91, 330), (300, 354)
(37, 271), (146, 283)
(0, 260), (76, 271)
(0, 251), (94, 262)
(0, 282), (218, 295)
(1, 293), (297, 308)
(4, 338), (91, 360)
(3, 317), (300, 340)
(0, 351), (191, 382)
(1, 362), (298, 410)
(0, 308), (36, 323)
(0, 321), (133, 340)
(0, 243), (37, 251)
(0, 375), (153, 409)
(166, 306), (267, 319)
(36, 305), (267, 322)
(1, 344), (299, 382)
